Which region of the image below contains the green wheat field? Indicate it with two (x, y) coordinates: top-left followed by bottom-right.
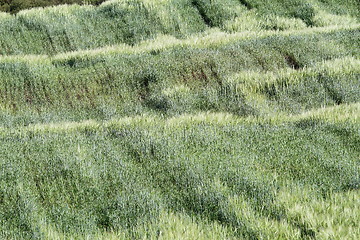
(0, 0), (359, 239)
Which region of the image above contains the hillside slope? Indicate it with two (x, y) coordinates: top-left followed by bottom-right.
(0, 0), (359, 55)
(0, 0), (359, 239)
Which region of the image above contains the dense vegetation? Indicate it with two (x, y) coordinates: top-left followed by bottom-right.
(0, 0), (359, 55)
(0, 0), (359, 239)
(0, 0), (105, 14)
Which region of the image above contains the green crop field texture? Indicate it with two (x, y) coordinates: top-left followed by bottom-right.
(0, 0), (359, 239)
(0, 0), (106, 14)
(0, 0), (359, 55)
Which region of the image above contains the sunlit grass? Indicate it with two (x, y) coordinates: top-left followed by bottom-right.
(279, 185), (360, 240)
(0, 1), (359, 239)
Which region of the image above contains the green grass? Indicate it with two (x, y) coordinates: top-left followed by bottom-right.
(0, 110), (359, 239)
(0, 0), (106, 14)
(0, 0), (359, 239)
(0, 0), (358, 55)
(0, 26), (359, 127)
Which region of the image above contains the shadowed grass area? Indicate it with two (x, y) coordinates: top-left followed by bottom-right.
(0, 1), (106, 14)
(0, 26), (359, 127)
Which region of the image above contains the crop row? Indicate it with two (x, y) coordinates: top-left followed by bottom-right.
(1, 103), (359, 239)
(0, 26), (359, 127)
(0, 0), (358, 55)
